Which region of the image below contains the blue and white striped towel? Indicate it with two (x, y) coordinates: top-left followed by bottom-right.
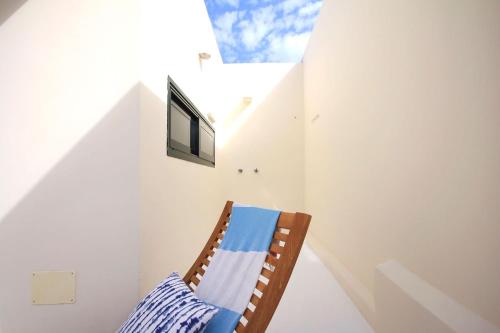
(195, 204), (280, 333)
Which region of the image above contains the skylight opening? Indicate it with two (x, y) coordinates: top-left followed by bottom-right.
(205, 0), (323, 63)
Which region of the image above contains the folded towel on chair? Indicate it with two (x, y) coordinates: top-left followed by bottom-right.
(195, 204), (280, 333)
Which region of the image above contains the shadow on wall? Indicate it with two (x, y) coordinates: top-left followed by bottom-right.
(0, 84), (140, 333)
(0, 0), (28, 26)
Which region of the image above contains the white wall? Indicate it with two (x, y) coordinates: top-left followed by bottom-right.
(138, 0), (226, 295)
(0, 2), (310, 332)
(214, 63), (305, 213)
(138, 26), (308, 292)
(0, 0), (140, 332)
(303, 0), (500, 331)
(10, 0), (499, 332)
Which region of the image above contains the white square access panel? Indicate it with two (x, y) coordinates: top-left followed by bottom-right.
(32, 271), (76, 305)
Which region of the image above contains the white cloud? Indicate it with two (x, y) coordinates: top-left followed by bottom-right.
(214, 10), (238, 30)
(248, 0), (273, 4)
(222, 46), (238, 63)
(275, 13), (295, 30)
(249, 53), (266, 63)
(239, 5), (277, 50)
(280, 0), (310, 14)
(298, 1), (322, 16)
(214, 11), (238, 46)
(214, 28), (236, 47)
(214, 0), (239, 8)
(276, 12), (316, 32)
(292, 14), (316, 31)
(265, 31), (310, 62)
(238, 10), (247, 19)
(209, 0), (321, 63)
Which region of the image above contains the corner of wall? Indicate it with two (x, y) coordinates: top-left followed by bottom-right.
(306, 235), (377, 327)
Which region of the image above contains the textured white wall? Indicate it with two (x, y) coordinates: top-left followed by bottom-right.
(0, 0), (140, 332)
(303, 0), (500, 330)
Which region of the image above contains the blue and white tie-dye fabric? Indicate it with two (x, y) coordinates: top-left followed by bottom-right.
(118, 272), (218, 333)
(195, 204), (280, 333)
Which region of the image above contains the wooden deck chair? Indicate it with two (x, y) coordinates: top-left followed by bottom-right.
(183, 201), (312, 332)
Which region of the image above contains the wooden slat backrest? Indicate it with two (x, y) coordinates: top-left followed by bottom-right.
(183, 201), (312, 332)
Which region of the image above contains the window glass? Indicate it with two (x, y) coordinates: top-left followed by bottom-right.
(170, 102), (191, 149)
(167, 77), (215, 167)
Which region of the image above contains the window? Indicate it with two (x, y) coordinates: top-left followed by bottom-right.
(167, 77), (215, 167)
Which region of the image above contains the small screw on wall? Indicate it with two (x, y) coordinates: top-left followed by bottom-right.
(254, 168), (259, 173)
(238, 169), (243, 173)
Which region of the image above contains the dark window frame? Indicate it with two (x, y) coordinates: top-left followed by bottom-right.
(167, 76), (215, 167)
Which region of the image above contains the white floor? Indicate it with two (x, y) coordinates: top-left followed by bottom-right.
(267, 244), (374, 333)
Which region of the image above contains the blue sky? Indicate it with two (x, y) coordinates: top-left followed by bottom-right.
(204, 0), (323, 63)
